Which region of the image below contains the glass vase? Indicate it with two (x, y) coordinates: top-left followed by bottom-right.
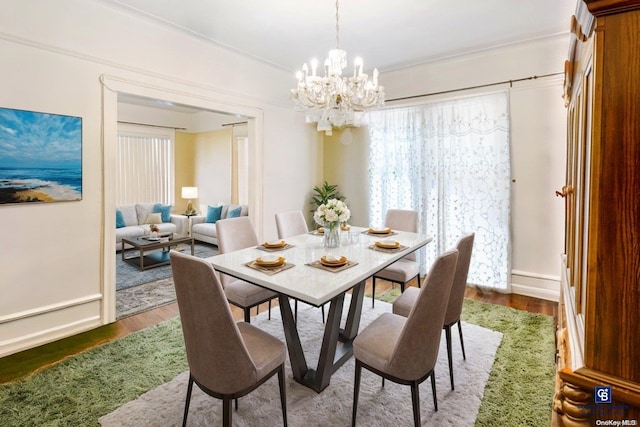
(324, 223), (341, 248)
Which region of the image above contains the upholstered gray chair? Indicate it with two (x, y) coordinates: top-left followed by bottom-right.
(371, 209), (420, 307)
(216, 217), (277, 323)
(169, 251), (288, 427)
(274, 210), (325, 323)
(275, 210), (308, 238)
(392, 232), (474, 391)
(352, 249), (459, 427)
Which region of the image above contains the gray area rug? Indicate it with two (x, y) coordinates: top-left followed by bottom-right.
(116, 242), (218, 319)
(101, 297), (503, 426)
(116, 278), (177, 319)
(116, 242), (218, 290)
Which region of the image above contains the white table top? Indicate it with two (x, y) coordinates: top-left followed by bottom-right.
(206, 227), (432, 306)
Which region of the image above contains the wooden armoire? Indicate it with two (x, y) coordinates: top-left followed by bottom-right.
(554, 0), (640, 425)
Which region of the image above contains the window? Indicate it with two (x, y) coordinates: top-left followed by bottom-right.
(367, 92), (511, 291)
(116, 124), (175, 206)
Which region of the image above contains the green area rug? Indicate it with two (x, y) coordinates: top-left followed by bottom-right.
(0, 292), (555, 426)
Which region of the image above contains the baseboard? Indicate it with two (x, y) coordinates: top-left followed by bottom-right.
(0, 295), (103, 358)
(510, 270), (560, 302)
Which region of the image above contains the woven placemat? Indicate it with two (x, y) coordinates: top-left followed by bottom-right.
(256, 244), (295, 252)
(243, 261), (295, 275)
(368, 244), (408, 253)
(306, 260), (359, 273)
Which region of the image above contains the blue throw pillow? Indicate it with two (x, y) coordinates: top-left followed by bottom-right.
(115, 209), (126, 228)
(206, 205), (223, 223)
(153, 204), (172, 223)
(227, 207), (242, 218)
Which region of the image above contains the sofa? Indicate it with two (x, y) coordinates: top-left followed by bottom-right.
(191, 204), (249, 246)
(115, 203), (187, 250)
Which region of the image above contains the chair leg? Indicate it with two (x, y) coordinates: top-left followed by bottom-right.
(458, 320), (466, 360)
(371, 277), (376, 308)
(223, 395), (232, 427)
(410, 380), (421, 427)
(278, 364), (288, 427)
(244, 308), (251, 323)
(430, 371), (438, 412)
(234, 398), (238, 411)
(401, 282), (405, 293)
(294, 300), (298, 324)
(445, 325), (454, 390)
(417, 274), (421, 288)
(268, 299), (272, 320)
(321, 304), (325, 323)
(182, 374), (194, 427)
(352, 360), (362, 427)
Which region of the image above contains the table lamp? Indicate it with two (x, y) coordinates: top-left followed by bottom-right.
(181, 186), (199, 215)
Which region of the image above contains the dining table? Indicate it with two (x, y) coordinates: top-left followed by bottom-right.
(207, 226), (432, 393)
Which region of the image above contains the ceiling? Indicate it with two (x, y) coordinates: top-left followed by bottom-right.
(101, 0), (576, 74)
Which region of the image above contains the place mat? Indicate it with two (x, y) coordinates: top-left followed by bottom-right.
(244, 261), (295, 275)
(361, 230), (399, 238)
(256, 244), (295, 252)
(368, 244), (408, 253)
(306, 260), (359, 273)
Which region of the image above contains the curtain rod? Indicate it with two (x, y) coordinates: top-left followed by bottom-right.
(385, 72), (563, 103)
(222, 121), (248, 127)
(117, 120), (186, 130)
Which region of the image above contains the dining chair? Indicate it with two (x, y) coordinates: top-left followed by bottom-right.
(392, 232), (474, 391)
(169, 251), (287, 427)
(275, 210), (326, 323)
(275, 210), (308, 238)
(352, 249), (459, 427)
(371, 209), (420, 307)
(216, 217), (277, 323)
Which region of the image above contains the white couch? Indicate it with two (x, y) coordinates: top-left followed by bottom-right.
(191, 204), (248, 246)
(116, 203), (187, 251)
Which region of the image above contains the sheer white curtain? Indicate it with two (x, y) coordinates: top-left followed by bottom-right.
(367, 91), (511, 291)
(116, 124), (175, 206)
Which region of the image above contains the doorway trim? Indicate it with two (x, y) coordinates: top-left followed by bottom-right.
(100, 74), (264, 323)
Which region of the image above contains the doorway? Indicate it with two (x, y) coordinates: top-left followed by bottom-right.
(101, 75), (264, 323)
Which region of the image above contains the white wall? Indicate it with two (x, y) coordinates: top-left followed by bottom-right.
(325, 35), (569, 301)
(0, 0), (317, 357)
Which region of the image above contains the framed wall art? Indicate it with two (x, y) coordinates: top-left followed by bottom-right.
(0, 107), (82, 205)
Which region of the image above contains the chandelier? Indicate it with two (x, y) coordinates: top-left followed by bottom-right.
(290, 0), (385, 135)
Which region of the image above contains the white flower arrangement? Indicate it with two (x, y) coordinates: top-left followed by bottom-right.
(314, 198), (351, 227)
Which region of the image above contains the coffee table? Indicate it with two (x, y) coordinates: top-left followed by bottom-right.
(121, 234), (194, 271)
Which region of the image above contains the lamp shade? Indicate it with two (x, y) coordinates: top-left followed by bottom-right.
(181, 187), (198, 199)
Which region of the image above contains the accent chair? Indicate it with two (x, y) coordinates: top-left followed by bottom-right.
(169, 251), (288, 427)
(352, 249), (459, 427)
(371, 209), (420, 307)
(392, 232), (475, 390)
(216, 217), (277, 322)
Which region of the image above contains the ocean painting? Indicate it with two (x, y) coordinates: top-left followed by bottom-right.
(0, 107), (82, 204)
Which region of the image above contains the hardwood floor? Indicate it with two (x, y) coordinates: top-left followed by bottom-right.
(0, 278), (556, 384)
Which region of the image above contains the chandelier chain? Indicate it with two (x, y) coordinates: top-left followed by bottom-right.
(335, 0), (340, 49)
